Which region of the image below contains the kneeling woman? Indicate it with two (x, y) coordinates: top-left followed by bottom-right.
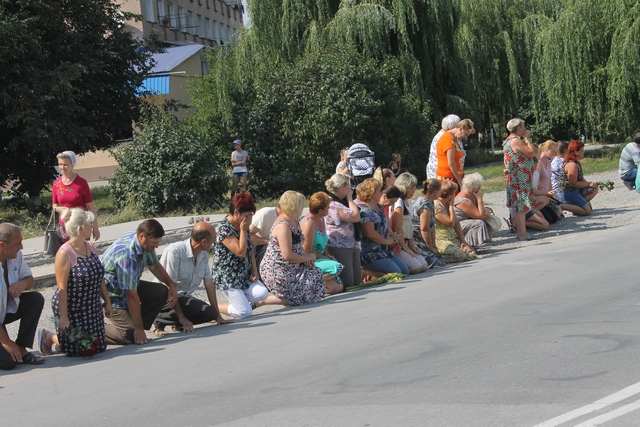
(558, 140), (599, 216)
(301, 192), (344, 294)
(357, 178), (409, 277)
(434, 180), (477, 262)
(213, 194), (278, 318)
(260, 191), (327, 306)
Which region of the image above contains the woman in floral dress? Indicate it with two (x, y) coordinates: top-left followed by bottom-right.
(214, 194), (278, 318)
(356, 178), (409, 278)
(434, 181), (476, 263)
(260, 191), (326, 306)
(38, 208), (111, 357)
(503, 118), (539, 241)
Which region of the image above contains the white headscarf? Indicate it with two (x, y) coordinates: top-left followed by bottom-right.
(62, 150), (77, 166)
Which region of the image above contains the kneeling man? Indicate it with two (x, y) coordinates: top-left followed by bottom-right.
(153, 222), (228, 336)
(102, 219), (193, 345)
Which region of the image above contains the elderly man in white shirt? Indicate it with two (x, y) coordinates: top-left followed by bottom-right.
(152, 222), (229, 336)
(0, 223), (45, 369)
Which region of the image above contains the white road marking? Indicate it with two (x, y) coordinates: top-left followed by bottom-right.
(573, 397), (640, 426)
(533, 381), (640, 426)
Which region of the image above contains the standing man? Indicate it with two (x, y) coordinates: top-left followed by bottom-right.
(0, 223), (45, 369)
(619, 132), (640, 190)
(101, 219), (193, 345)
(152, 222), (229, 337)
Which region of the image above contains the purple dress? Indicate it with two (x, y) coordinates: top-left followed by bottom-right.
(259, 220), (326, 306)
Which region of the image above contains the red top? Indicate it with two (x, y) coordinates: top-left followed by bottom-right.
(52, 175), (93, 213)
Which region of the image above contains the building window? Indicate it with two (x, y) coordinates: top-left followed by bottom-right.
(206, 0), (210, 9)
(219, 23), (226, 41)
(213, 20), (220, 43)
(145, 0), (155, 22)
(168, 3), (177, 28)
(157, 0), (165, 21)
(179, 6), (187, 32)
(188, 10), (195, 34)
(227, 24), (231, 39)
(206, 17), (212, 39)
(220, 1), (224, 15)
(197, 14), (203, 37)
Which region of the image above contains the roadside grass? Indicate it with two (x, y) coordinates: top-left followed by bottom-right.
(1, 147), (623, 239)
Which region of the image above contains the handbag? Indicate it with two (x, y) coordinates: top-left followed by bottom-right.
(483, 213), (502, 233)
(44, 208), (63, 257)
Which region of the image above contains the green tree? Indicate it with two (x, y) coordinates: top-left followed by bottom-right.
(110, 104), (228, 216)
(0, 0), (150, 199)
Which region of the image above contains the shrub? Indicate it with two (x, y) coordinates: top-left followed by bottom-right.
(110, 104), (228, 216)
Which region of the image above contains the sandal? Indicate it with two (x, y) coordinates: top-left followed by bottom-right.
(503, 217), (517, 233)
(22, 351), (45, 365)
(37, 328), (53, 355)
(516, 234), (536, 241)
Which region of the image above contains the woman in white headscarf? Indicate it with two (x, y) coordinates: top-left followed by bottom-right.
(426, 114), (461, 179)
(52, 151), (100, 241)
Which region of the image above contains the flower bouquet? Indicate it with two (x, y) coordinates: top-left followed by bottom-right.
(65, 325), (101, 358)
(597, 181), (615, 191)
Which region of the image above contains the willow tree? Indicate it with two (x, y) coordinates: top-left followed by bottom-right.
(452, 0), (560, 137)
(531, 0), (640, 141)
(188, 0), (458, 195)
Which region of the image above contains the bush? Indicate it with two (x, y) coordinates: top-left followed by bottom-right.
(109, 104), (228, 216)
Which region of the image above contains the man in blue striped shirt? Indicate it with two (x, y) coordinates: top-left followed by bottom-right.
(102, 219), (193, 345)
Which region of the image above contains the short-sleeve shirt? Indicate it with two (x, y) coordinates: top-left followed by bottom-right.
(0, 250), (32, 324)
(358, 203), (392, 265)
(52, 175), (93, 224)
(232, 150), (249, 173)
(619, 142), (640, 177)
(212, 218), (253, 290)
(426, 130), (445, 179)
(550, 157), (565, 191)
(436, 131), (464, 179)
(325, 200), (358, 249)
(156, 238), (211, 296)
(101, 232), (159, 309)
(251, 207), (278, 240)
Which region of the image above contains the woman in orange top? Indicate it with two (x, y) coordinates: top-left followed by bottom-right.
(435, 119), (475, 185)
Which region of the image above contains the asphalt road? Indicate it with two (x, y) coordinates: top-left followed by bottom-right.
(2, 224), (640, 427)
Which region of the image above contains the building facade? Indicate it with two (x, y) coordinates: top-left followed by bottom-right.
(117, 0), (244, 47)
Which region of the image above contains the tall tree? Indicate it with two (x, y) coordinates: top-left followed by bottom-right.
(0, 0), (150, 199)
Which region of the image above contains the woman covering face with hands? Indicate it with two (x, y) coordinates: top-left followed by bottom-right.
(213, 194), (277, 318)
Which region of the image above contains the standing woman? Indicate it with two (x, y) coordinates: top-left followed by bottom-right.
(557, 140), (599, 216)
(38, 208), (111, 357)
(435, 119), (476, 185)
(52, 151), (100, 241)
(213, 194), (277, 318)
(301, 192), (344, 294)
(426, 114), (461, 179)
(325, 174), (361, 289)
(503, 118), (539, 241)
(260, 191), (326, 306)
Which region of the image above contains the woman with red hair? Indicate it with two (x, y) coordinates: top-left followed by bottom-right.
(213, 193), (280, 318)
(557, 140), (599, 216)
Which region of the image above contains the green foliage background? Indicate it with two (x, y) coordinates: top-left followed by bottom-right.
(110, 105), (228, 216)
(184, 0), (640, 201)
